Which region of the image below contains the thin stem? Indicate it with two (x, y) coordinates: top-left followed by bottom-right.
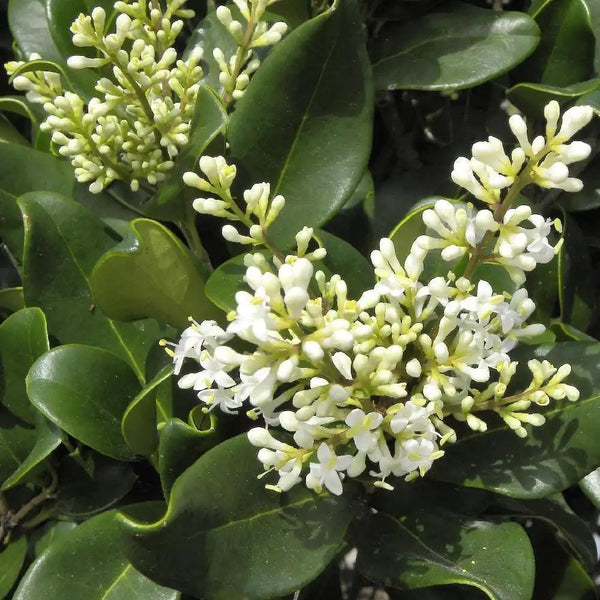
(462, 171), (532, 280)
(0, 466), (58, 545)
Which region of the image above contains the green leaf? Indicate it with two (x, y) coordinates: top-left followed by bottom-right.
(2, 413), (61, 491)
(0, 412), (37, 487)
(341, 169), (374, 213)
(149, 86), (227, 221)
(118, 434), (358, 599)
(30, 521), (77, 558)
(0, 287), (25, 314)
(520, 0), (595, 86)
(357, 511), (534, 600)
(158, 417), (219, 498)
(8, 0), (62, 62)
(579, 466), (600, 508)
(314, 230), (374, 298)
(507, 79), (600, 119)
(228, 0), (373, 247)
(550, 320), (597, 342)
(13, 508), (180, 600)
(204, 253), (249, 313)
(527, 523), (597, 600)
(430, 342), (600, 498)
(370, 3), (540, 91)
(0, 96), (37, 123)
(56, 453), (137, 519)
(558, 213), (596, 331)
(0, 307), (49, 423)
(0, 114), (29, 146)
(27, 345), (141, 460)
(91, 218), (221, 330)
(489, 495), (597, 574)
(19, 192), (162, 381)
(122, 365), (173, 457)
(0, 144), (137, 261)
(0, 536), (27, 600)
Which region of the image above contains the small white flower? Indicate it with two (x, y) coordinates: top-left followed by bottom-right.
(305, 444), (352, 496)
(345, 409), (383, 452)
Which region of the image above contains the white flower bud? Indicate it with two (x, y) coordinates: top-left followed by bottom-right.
(557, 105), (594, 141)
(284, 287), (309, 319)
(405, 358), (422, 378)
(303, 341), (324, 362)
(509, 114), (531, 154)
(544, 100), (560, 138)
(332, 352), (353, 380)
(216, 5), (233, 26)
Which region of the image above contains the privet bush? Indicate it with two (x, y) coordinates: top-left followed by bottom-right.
(1, 0), (600, 598)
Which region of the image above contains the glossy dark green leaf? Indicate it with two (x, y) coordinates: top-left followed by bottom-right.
(0, 97), (37, 123)
(520, 0), (595, 86)
(204, 253), (248, 313)
(550, 320), (597, 342)
(314, 230), (374, 298)
(0, 287), (25, 314)
(30, 520), (77, 558)
(528, 522), (596, 600)
(558, 213), (596, 331)
(91, 218), (220, 330)
(8, 0), (62, 62)
(431, 342), (600, 498)
(56, 453), (137, 519)
(489, 495), (597, 573)
(158, 417), (218, 498)
(27, 344), (141, 460)
(341, 169), (374, 213)
(371, 3), (540, 91)
(0, 536), (27, 600)
(357, 511), (534, 600)
(2, 413), (61, 491)
(228, 0), (373, 247)
(508, 79), (600, 119)
(0, 307), (49, 423)
(13, 508), (180, 600)
(19, 192), (162, 381)
(122, 365), (173, 457)
(0, 412), (38, 489)
(119, 434), (358, 599)
(0, 114), (28, 146)
(149, 86), (227, 221)
(0, 144), (136, 262)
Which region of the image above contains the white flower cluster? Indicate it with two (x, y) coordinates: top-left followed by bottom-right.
(452, 101), (594, 204)
(416, 199), (559, 285)
(5, 0), (286, 194)
(7, 0), (202, 193)
(168, 101), (588, 496)
(213, 0), (287, 105)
